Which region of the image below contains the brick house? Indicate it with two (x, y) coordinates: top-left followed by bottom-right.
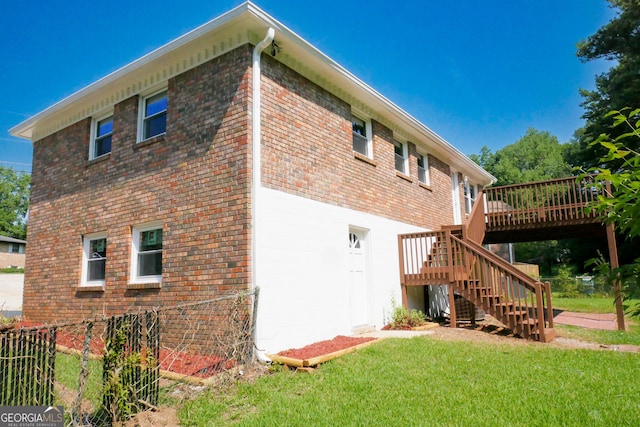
(10, 3), (494, 353)
(0, 236), (26, 269)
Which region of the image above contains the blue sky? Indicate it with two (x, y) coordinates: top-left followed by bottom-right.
(0, 1), (615, 174)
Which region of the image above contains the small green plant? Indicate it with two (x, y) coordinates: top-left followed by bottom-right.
(549, 265), (581, 298)
(388, 297), (426, 329)
(102, 322), (157, 424)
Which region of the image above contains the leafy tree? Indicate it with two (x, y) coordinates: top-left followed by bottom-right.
(0, 166), (30, 239)
(568, 0), (640, 168)
(470, 128), (571, 186)
(583, 108), (640, 316)
(471, 129), (579, 273)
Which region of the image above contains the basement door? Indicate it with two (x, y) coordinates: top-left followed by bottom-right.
(348, 228), (370, 328)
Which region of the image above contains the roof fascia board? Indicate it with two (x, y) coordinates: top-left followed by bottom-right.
(9, 2), (253, 140)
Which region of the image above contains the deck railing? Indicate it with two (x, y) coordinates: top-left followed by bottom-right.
(484, 176), (604, 229)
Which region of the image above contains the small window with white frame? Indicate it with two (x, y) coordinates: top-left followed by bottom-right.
(131, 224), (163, 283)
(82, 233), (107, 286)
(352, 114), (372, 157)
(417, 153), (430, 186)
(139, 90), (168, 141)
(394, 139), (408, 174)
(90, 114), (113, 160)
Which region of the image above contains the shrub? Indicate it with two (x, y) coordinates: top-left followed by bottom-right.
(388, 298), (426, 329)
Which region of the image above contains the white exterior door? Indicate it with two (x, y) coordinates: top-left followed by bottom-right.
(348, 228), (369, 328)
(451, 171), (462, 225)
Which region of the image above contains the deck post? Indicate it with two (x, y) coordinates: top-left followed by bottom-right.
(401, 285), (408, 309)
(535, 282), (546, 342)
(448, 284), (456, 328)
(606, 221), (625, 330)
(398, 235), (408, 309)
(544, 281), (554, 328)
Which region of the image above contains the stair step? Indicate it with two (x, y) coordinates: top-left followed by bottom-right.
(508, 310), (528, 316)
(496, 302), (514, 308)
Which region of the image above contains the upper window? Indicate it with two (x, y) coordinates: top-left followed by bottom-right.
(352, 115), (372, 157)
(90, 115), (113, 160)
(417, 153), (430, 186)
(82, 234), (107, 286)
(131, 224), (163, 283)
(394, 140), (408, 174)
(140, 91), (168, 141)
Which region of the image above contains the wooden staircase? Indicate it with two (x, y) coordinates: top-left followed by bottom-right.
(400, 227), (556, 342)
(394, 177), (616, 341)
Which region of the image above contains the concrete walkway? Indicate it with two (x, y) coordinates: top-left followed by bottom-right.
(553, 311), (618, 331)
(0, 274), (23, 314)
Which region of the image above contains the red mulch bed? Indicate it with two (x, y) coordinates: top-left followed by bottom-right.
(13, 321), (232, 379)
(158, 349), (235, 378)
(278, 335), (376, 360)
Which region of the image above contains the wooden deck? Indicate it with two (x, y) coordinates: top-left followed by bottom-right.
(397, 176), (616, 341)
(483, 176), (606, 243)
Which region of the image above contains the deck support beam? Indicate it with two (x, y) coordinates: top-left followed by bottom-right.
(606, 222), (625, 331)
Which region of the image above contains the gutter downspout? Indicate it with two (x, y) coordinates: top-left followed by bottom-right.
(251, 28), (275, 363)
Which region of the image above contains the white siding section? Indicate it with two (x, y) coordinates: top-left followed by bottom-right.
(256, 187), (427, 353)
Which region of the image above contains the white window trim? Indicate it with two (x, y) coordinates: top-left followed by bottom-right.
(394, 139), (409, 175)
(417, 152), (430, 186)
(89, 112), (113, 160)
(464, 178), (478, 215)
(81, 232), (107, 287)
(130, 222), (163, 284)
(352, 113), (373, 158)
(137, 89), (168, 143)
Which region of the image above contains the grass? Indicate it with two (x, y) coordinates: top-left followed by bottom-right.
(0, 267), (24, 273)
(55, 352), (104, 408)
(179, 337), (640, 426)
(556, 323), (640, 346)
(551, 294), (640, 314)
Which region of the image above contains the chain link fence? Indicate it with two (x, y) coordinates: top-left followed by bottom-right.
(1, 288), (259, 426)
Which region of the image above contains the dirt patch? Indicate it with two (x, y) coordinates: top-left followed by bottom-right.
(124, 406), (180, 427)
(278, 335), (376, 360)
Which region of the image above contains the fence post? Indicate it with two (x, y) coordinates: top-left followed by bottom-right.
(250, 287), (260, 363)
(72, 321), (94, 426)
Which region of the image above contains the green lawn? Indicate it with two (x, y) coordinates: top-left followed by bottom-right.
(556, 323), (640, 346)
(179, 337), (640, 426)
(551, 295), (640, 314)
(55, 352), (104, 409)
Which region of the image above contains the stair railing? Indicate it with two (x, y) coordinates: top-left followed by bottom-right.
(463, 189), (486, 245)
(449, 234), (552, 340)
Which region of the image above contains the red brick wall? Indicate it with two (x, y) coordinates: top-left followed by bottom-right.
(24, 46), (253, 323)
(260, 56), (454, 230)
(24, 44), (459, 324)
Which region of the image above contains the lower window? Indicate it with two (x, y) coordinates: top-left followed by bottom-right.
(131, 224), (163, 283)
(82, 234), (107, 286)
